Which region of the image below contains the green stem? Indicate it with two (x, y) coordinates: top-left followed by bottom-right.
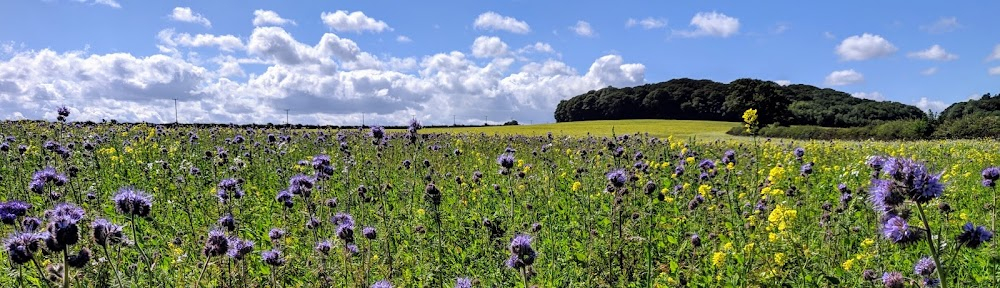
(916, 202), (946, 287)
(62, 247), (69, 288)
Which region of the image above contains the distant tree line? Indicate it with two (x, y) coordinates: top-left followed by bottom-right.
(554, 78), (927, 127)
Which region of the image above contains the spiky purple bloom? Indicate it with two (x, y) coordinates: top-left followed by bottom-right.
(506, 234), (536, 269)
(455, 277), (473, 288)
(922, 278), (940, 287)
(57, 106), (70, 117)
(869, 179), (904, 214)
(881, 272), (904, 288)
(276, 190), (293, 203)
(203, 229), (229, 257)
(315, 240), (332, 255)
(497, 153), (515, 170)
(606, 169), (628, 188)
(332, 212), (355, 227)
(345, 243), (359, 256)
(29, 167), (69, 193)
(956, 222), (993, 248)
(45, 203), (84, 222)
(91, 218), (123, 246)
(218, 214), (236, 231)
(698, 159), (715, 171)
(226, 238), (254, 260)
(337, 222), (355, 243)
(216, 178), (244, 202)
(66, 247), (90, 268)
(289, 174), (315, 196)
(312, 154), (332, 170)
(269, 228), (285, 241)
(22, 217), (41, 232)
(983, 167), (1000, 187)
(261, 249), (285, 266)
(867, 156), (887, 171)
(793, 147), (804, 159)
(674, 164), (685, 176)
(3, 232), (42, 264)
(371, 280), (393, 288)
(722, 150), (736, 165)
(837, 183), (849, 194)
(913, 256), (936, 276)
(363, 226), (376, 240)
(800, 162), (813, 176)
(879, 157), (945, 204)
(882, 215), (920, 244)
(0, 201), (30, 225)
(369, 125), (386, 141)
(112, 187), (153, 217)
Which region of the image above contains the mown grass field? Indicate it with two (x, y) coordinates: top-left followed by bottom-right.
(1, 118), (998, 287)
(415, 119), (740, 140)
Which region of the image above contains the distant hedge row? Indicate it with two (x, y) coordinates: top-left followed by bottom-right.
(726, 114), (1000, 140)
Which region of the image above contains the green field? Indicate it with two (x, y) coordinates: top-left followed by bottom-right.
(415, 119), (741, 139)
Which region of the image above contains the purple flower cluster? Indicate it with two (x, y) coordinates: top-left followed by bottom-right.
(0, 200), (30, 225)
(606, 169), (628, 188)
(3, 232), (42, 264)
(112, 187), (153, 217)
(982, 167), (1000, 187)
(216, 178), (245, 203)
(881, 214), (921, 244)
(91, 218), (124, 246)
(497, 153), (515, 171)
(29, 167), (69, 194)
(956, 222), (993, 248)
(505, 234), (536, 269)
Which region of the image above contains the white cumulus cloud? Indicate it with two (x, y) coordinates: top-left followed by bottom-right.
(253, 10), (296, 27)
(473, 12), (531, 34)
(851, 92), (885, 101)
(989, 44), (1000, 61)
(471, 36), (509, 58)
(908, 45), (957, 61)
(626, 17), (666, 29)
(675, 12), (739, 38)
(825, 69), (864, 86)
(571, 21), (595, 37)
(835, 33), (897, 61)
(158, 29), (245, 52)
(169, 7), (212, 28)
(321, 10), (391, 33)
(916, 97), (948, 112)
(920, 17), (960, 34)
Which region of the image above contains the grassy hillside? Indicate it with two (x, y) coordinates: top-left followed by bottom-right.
(411, 119), (740, 139)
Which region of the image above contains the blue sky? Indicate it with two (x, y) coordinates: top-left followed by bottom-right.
(1, 0), (998, 125)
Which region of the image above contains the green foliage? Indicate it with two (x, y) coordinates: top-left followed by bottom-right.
(726, 119), (932, 140)
(554, 78), (926, 127)
(932, 114), (1000, 139)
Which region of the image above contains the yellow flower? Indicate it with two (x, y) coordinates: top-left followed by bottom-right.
(572, 181), (582, 192)
(774, 253), (786, 266)
(685, 157), (695, 164)
(722, 242), (733, 251)
(743, 243), (755, 252)
(861, 238), (874, 248)
(682, 183), (691, 191)
(768, 165), (786, 183)
(841, 258), (855, 271)
(417, 209), (425, 216)
(698, 184), (711, 197)
(712, 252), (726, 267)
(372, 254), (380, 262)
(742, 108), (759, 132)
(768, 232), (778, 242)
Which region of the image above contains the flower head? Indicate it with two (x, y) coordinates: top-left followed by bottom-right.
(371, 280), (393, 288)
(227, 237), (254, 260)
(203, 229), (229, 257)
(957, 222), (993, 248)
(91, 218), (124, 246)
(881, 272), (904, 288)
(3, 232), (42, 264)
(506, 234), (536, 269)
(261, 249), (285, 266)
(455, 277), (473, 288)
(496, 153), (515, 170)
(882, 214), (920, 244)
(0, 200), (30, 225)
(913, 256), (936, 276)
(112, 187), (153, 217)
(606, 169), (628, 188)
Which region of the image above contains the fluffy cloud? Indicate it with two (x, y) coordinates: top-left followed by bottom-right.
(473, 12), (531, 34)
(851, 92), (885, 101)
(321, 11), (391, 33)
(824, 69), (864, 86)
(571, 21), (595, 37)
(471, 36), (509, 58)
(989, 44), (1000, 61)
(921, 67), (938, 75)
(675, 12), (739, 38)
(916, 97), (948, 112)
(774, 80), (791, 86)
(990, 66), (1000, 76)
(907, 45), (957, 61)
(253, 10), (296, 27)
(396, 36), (412, 43)
(626, 17), (666, 29)
(90, 0), (120, 8)
(169, 7), (212, 28)
(157, 29), (245, 52)
(835, 33), (897, 61)
(0, 23), (644, 125)
(920, 17), (960, 34)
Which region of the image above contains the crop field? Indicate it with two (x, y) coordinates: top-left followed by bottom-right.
(1, 117), (999, 287)
(415, 120), (740, 140)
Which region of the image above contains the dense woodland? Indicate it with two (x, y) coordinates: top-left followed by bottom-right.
(554, 78), (926, 127)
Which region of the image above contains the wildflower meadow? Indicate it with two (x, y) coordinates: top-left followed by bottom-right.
(1, 108), (998, 287)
